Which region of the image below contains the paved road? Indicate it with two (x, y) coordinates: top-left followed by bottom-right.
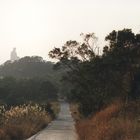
(27, 102), (78, 140)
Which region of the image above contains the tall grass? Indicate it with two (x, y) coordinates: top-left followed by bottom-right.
(76, 101), (140, 140)
(0, 103), (54, 140)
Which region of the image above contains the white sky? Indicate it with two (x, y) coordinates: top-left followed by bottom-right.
(0, 0), (140, 63)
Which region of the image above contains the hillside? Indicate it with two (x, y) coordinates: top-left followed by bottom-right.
(0, 56), (55, 79)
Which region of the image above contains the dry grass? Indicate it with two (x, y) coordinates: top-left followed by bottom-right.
(70, 103), (83, 121)
(0, 103), (54, 140)
(76, 101), (140, 140)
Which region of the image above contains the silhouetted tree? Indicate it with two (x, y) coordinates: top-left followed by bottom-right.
(49, 29), (140, 116)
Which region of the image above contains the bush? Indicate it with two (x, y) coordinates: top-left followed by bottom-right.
(0, 103), (53, 140)
(76, 101), (140, 140)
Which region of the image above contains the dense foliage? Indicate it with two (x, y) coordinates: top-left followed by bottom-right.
(49, 29), (140, 116)
(0, 77), (58, 106)
(0, 56), (55, 80)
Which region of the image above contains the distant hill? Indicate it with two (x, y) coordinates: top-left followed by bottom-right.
(0, 56), (55, 79)
(0, 56), (69, 100)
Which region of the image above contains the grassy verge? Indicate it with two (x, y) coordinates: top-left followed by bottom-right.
(0, 102), (60, 140)
(76, 101), (140, 140)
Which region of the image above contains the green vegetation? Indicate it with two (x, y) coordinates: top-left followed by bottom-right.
(49, 29), (140, 116)
(49, 28), (140, 140)
(0, 56), (61, 105)
(0, 28), (140, 139)
(0, 56), (54, 79)
(0, 77), (58, 105)
(0, 56), (60, 140)
(0, 56), (64, 89)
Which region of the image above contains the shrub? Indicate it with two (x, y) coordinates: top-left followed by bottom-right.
(76, 101), (140, 140)
(0, 103), (53, 140)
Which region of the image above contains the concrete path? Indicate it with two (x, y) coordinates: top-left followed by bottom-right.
(27, 102), (78, 140)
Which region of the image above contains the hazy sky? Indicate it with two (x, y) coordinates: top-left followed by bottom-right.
(0, 0), (140, 63)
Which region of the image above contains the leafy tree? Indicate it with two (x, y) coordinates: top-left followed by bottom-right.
(104, 29), (140, 101)
(49, 29), (140, 116)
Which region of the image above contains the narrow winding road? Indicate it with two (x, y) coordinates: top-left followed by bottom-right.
(27, 102), (78, 140)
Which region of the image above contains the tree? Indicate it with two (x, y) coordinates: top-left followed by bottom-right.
(49, 29), (140, 116)
(49, 33), (97, 62)
(0, 56), (54, 79)
(49, 33), (105, 116)
(0, 77), (58, 106)
(104, 29), (140, 101)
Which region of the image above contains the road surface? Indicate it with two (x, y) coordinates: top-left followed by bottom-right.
(27, 102), (78, 140)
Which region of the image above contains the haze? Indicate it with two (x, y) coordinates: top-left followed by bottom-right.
(0, 0), (140, 64)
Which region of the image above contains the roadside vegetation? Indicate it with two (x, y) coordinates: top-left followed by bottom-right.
(0, 57), (60, 140)
(0, 78), (59, 140)
(50, 29), (140, 139)
(0, 103), (59, 140)
(0, 28), (140, 139)
(76, 100), (140, 140)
